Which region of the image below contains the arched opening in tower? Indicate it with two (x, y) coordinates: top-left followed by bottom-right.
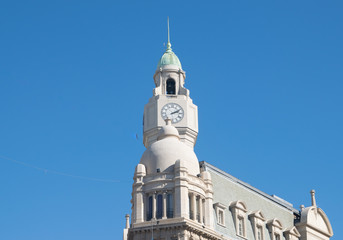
(166, 78), (176, 95)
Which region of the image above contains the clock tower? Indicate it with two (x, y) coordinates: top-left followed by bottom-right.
(124, 22), (334, 240)
(143, 35), (198, 148)
(124, 23), (219, 240)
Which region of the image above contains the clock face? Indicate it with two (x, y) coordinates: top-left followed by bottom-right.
(161, 103), (184, 123)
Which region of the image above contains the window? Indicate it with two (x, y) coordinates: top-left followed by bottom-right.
(166, 78), (176, 95)
(218, 210), (224, 225)
(238, 217), (244, 236)
(214, 202), (227, 227)
(267, 219), (283, 240)
(249, 211), (265, 240)
(189, 193), (204, 222)
(283, 227), (301, 240)
(145, 192), (173, 222)
(167, 194), (173, 218)
(230, 201), (247, 237)
(156, 194), (163, 219)
(257, 226), (263, 240)
(147, 196), (153, 221)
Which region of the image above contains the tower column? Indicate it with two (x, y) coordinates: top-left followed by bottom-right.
(199, 197), (203, 224)
(162, 192), (167, 219)
(174, 159), (189, 218)
(152, 192), (156, 220)
(134, 190), (144, 223)
(191, 193), (196, 221)
(202, 171), (214, 228)
(204, 196), (214, 227)
(132, 164), (146, 224)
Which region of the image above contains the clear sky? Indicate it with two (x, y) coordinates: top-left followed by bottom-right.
(1, 1), (342, 239)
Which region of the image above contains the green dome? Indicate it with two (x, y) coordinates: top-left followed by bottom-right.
(157, 42), (182, 69)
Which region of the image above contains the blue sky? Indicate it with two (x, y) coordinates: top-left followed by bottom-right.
(0, 1), (342, 239)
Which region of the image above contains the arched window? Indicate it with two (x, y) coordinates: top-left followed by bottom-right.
(147, 196), (153, 221)
(189, 195), (193, 219)
(166, 78), (176, 95)
(167, 194), (173, 218)
(156, 194), (163, 219)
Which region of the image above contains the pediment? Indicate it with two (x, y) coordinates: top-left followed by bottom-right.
(230, 200), (247, 212)
(267, 218), (283, 230)
(249, 210), (266, 221)
(284, 226), (301, 238)
(214, 202), (227, 210)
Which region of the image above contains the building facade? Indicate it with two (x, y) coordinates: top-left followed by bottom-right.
(123, 37), (333, 240)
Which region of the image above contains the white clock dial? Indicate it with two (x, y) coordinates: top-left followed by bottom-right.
(161, 103), (184, 123)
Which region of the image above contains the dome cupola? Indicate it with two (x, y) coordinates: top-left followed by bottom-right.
(156, 18), (182, 69)
(140, 120), (200, 176)
(157, 42), (182, 69)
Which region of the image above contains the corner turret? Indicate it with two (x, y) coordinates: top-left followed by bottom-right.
(296, 190), (333, 240)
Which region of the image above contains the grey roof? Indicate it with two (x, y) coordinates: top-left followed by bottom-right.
(200, 161), (300, 215)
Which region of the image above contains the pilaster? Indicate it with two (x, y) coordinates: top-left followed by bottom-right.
(174, 159), (189, 218)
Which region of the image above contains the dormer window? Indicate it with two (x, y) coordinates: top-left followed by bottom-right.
(230, 200), (248, 238)
(249, 210), (266, 240)
(166, 78), (176, 95)
(214, 202), (227, 227)
(257, 226), (263, 240)
(284, 226), (301, 240)
(238, 217), (244, 236)
(267, 219), (283, 240)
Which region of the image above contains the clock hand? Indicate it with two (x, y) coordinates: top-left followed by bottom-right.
(171, 109), (181, 115)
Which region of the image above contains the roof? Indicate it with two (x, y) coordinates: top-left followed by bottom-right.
(200, 161), (300, 215)
(157, 42), (182, 69)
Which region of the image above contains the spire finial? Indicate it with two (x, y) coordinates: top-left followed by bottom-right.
(310, 189), (316, 207)
(166, 17), (172, 52)
(167, 16), (170, 44)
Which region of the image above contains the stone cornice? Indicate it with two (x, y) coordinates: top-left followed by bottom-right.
(130, 218), (225, 240)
